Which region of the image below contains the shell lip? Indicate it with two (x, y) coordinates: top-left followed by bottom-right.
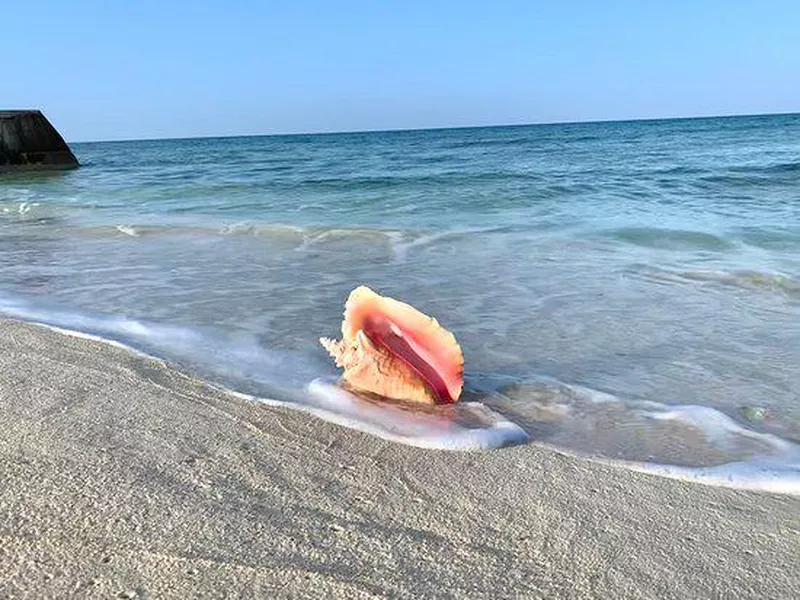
(362, 314), (457, 404)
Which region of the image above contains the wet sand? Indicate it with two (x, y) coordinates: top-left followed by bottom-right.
(0, 319), (797, 599)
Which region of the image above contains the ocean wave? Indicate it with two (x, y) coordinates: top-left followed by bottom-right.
(1, 201), (39, 215)
(292, 170), (548, 189)
(82, 224), (214, 237)
(728, 160), (800, 175)
(493, 378), (800, 494)
(734, 226), (800, 250)
(603, 227), (736, 250)
(70, 221), (516, 264)
(696, 162), (800, 189)
(0, 199), (67, 226)
(648, 165), (708, 176)
(105, 222), (413, 256)
(635, 267), (800, 299)
(219, 222), (517, 262)
(0, 186), (43, 217)
(78, 222), (383, 242)
(439, 135), (546, 148)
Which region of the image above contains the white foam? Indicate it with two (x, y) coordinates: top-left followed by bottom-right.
(0, 292), (315, 390)
(502, 376), (800, 495)
(628, 403), (800, 493)
(33, 323), (160, 360)
(645, 404), (792, 449)
(301, 379), (529, 450)
(637, 266), (800, 298)
(0, 200), (40, 215)
(621, 456), (800, 495)
(563, 382), (622, 404)
(388, 226), (505, 262)
(116, 225), (139, 237)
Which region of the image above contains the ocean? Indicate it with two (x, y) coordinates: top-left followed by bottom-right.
(2, 114), (799, 490)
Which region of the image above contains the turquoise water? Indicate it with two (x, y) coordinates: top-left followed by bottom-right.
(2, 115), (799, 488)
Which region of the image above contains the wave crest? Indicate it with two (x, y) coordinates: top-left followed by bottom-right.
(604, 227), (735, 250)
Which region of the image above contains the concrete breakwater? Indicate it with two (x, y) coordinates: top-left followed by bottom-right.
(0, 110), (79, 171)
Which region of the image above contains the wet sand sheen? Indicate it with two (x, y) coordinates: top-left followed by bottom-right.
(0, 319), (798, 599)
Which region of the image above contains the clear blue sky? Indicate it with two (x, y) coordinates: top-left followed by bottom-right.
(4, 1), (798, 141)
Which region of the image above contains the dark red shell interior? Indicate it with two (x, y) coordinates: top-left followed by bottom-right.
(362, 314), (456, 404)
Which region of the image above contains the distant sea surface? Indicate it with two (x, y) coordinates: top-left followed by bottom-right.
(2, 115), (799, 490)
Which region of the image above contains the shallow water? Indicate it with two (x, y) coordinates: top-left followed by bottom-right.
(2, 115), (799, 489)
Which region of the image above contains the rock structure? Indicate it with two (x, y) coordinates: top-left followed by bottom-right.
(0, 110), (79, 171)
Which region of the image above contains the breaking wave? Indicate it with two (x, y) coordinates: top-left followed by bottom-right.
(491, 377), (800, 494)
(635, 267), (800, 300)
(603, 227), (736, 251)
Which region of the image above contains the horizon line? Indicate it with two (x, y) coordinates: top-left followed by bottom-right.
(70, 109), (799, 144)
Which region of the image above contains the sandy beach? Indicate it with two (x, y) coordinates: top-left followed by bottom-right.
(0, 319), (797, 599)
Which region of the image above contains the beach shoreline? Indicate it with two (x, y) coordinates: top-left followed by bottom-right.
(1, 318), (798, 598)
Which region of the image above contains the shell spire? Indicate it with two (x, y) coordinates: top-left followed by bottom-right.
(320, 286), (464, 404)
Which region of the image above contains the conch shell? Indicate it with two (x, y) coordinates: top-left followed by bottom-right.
(320, 286), (464, 405)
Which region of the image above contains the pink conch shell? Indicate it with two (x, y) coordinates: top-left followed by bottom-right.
(320, 286), (464, 405)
